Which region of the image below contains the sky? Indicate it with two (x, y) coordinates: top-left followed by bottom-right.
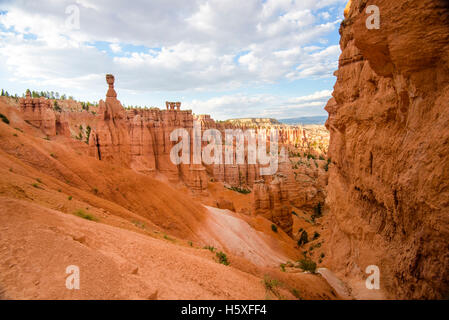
(0, 0), (346, 120)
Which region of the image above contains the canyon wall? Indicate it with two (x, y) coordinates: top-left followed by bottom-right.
(15, 75), (328, 236)
(325, 0), (449, 299)
(19, 93), (60, 137)
(85, 77), (308, 197)
(252, 174), (293, 236)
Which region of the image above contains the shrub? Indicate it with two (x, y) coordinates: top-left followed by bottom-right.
(226, 186), (251, 194)
(163, 234), (173, 241)
(313, 232), (320, 240)
(53, 101), (62, 112)
(204, 245), (216, 252)
(74, 209), (97, 221)
(297, 230), (308, 246)
(271, 224), (278, 233)
(292, 211), (298, 217)
(298, 259), (317, 273)
(262, 275), (280, 297)
(68, 196), (72, 200)
(291, 288), (302, 300)
(280, 263), (286, 272)
(0, 113), (10, 124)
(324, 158), (331, 172)
(216, 251), (230, 266)
(85, 125), (91, 144)
(132, 220), (146, 229)
(312, 203), (323, 220)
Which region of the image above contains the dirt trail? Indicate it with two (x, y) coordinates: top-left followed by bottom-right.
(199, 206), (291, 267)
(317, 268), (386, 300)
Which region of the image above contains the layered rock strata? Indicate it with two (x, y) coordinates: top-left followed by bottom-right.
(16, 74), (329, 236)
(325, 0), (449, 299)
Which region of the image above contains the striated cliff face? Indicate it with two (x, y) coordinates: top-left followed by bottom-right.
(325, 0), (449, 299)
(88, 87), (209, 192)
(252, 174), (293, 236)
(19, 94), (59, 137)
(87, 77), (308, 194)
(14, 75), (328, 236)
(18, 93), (98, 141)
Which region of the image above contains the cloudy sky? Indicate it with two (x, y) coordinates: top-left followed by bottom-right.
(0, 0), (346, 120)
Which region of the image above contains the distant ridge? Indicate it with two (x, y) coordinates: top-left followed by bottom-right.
(279, 116), (327, 126)
(225, 118), (281, 126)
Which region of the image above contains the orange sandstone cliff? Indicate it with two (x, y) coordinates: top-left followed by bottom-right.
(325, 0), (449, 299)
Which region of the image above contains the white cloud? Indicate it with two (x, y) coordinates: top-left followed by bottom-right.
(188, 90), (331, 120)
(109, 43), (122, 53)
(287, 90), (332, 103)
(0, 0), (346, 118)
(287, 45), (340, 79)
(320, 11), (331, 20)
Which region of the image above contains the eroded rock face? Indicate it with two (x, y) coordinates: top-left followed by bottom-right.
(252, 175), (293, 236)
(325, 0), (449, 299)
(87, 77), (311, 197)
(15, 74), (328, 236)
(216, 198), (236, 211)
(19, 93), (57, 136)
(88, 76), (209, 190)
(18, 92), (97, 140)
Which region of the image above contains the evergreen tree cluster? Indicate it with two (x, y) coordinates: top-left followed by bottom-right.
(0, 89), (18, 99)
(25, 89), (66, 100)
(1, 88), (72, 100)
(80, 101), (99, 111)
(124, 105), (157, 110)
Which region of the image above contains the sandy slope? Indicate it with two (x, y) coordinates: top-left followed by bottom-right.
(0, 197), (342, 300)
(200, 206), (291, 266)
(0, 197), (269, 299)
